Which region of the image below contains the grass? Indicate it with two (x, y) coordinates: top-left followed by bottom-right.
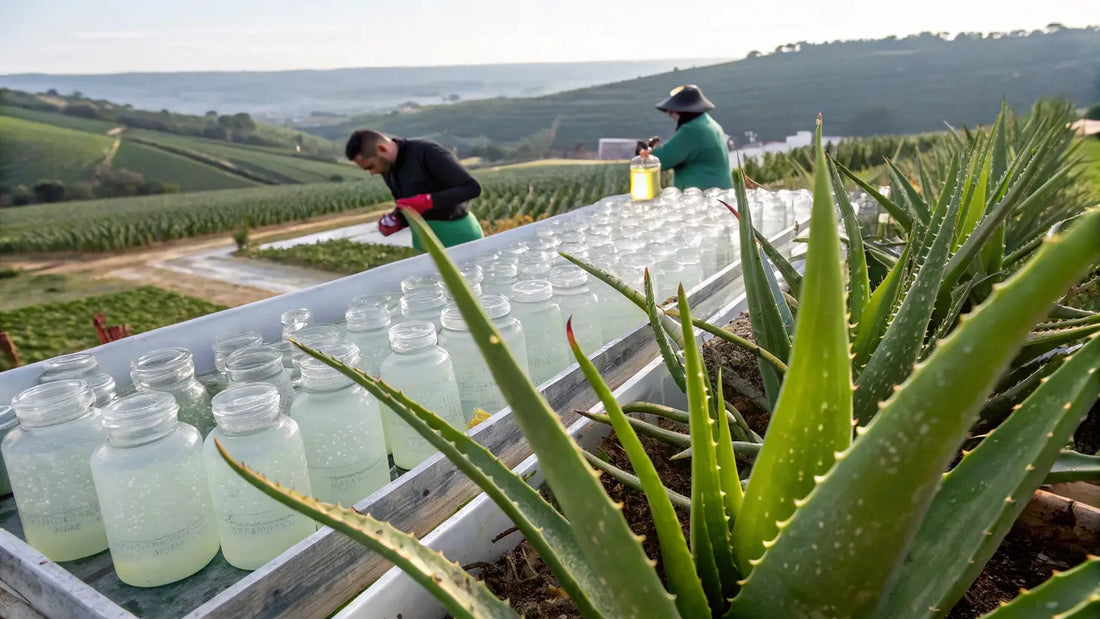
(1078, 136), (1100, 202)
(111, 141), (260, 191)
(0, 270), (138, 311)
(0, 286), (227, 366)
(240, 239), (423, 275)
(0, 105), (120, 134)
(0, 116), (114, 187)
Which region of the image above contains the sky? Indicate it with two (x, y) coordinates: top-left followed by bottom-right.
(1, 0), (1098, 74)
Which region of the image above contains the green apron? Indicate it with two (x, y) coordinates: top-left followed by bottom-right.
(412, 212), (484, 251)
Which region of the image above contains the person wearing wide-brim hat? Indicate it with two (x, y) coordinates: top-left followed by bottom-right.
(636, 84), (733, 191)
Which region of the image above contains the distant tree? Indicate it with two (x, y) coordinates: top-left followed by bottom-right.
(63, 101), (104, 119)
(46, 88), (59, 96)
(747, 50), (761, 58)
(11, 185), (32, 206)
(97, 169), (146, 198)
(69, 90), (83, 99)
(205, 110), (218, 117)
(1085, 104), (1100, 120)
(33, 180), (67, 203)
(231, 112), (256, 132)
(202, 125), (229, 140)
(65, 182), (95, 201)
(1046, 23), (1066, 33)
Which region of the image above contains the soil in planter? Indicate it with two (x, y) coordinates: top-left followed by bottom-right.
(700, 311), (771, 437)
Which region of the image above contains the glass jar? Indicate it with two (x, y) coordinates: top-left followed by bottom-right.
(2, 380), (109, 561)
(459, 263), (484, 297)
(204, 383), (316, 570)
(550, 265), (603, 354)
(91, 392), (219, 587)
(438, 296), (529, 422)
(0, 405), (17, 496)
(653, 259), (685, 302)
(517, 253), (552, 282)
(288, 324), (342, 386)
(131, 347), (215, 437)
(676, 248), (704, 292)
(401, 273), (444, 294)
(38, 352), (117, 409)
(482, 262), (519, 298)
(509, 280), (573, 386)
(400, 289), (447, 331)
(280, 308), (312, 340)
(630, 153), (661, 201)
(291, 341), (390, 507)
(213, 330), (264, 376)
(379, 321), (466, 471)
(344, 304), (393, 377)
(225, 345), (296, 414)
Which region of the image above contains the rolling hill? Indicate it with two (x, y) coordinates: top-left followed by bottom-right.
(305, 28), (1100, 150)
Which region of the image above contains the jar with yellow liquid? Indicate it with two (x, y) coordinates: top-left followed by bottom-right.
(630, 153), (661, 201)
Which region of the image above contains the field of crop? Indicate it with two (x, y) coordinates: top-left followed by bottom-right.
(0, 116), (114, 188)
(111, 141), (260, 191)
(1079, 137), (1100, 202)
(0, 286), (227, 366)
(0, 105), (120, 135)
(1, 163), (628, 253)
(241, 239), (423, 274)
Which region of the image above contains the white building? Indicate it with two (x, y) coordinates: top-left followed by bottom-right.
(730, 130), (847, 169)
(597, 138), (639, 160)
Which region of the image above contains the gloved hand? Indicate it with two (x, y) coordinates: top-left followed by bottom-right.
(377, 209), (407, 236)
(395, 193), (434, 214)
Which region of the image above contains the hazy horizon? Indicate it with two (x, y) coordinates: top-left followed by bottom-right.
(2, 0), (1098, 75)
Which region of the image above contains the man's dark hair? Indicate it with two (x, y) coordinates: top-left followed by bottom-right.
(345, 129), (390, 161)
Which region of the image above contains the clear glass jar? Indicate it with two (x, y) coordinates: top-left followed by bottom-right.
(400, 288), (446, 331)
(0, 405), (17, 496)
(459, 263), (484, 297)
(379, 321), (466, 471)
(2, 380), (108, 561)
(653, 259), (685, 302)
(509, 280), (573, 386)
(350, 293), (403, 322)
(213, 330), (264, 376)
(517, 253), (552, 282)
(344, 304), (393, 377)
(550, 265), (603, 353)
(438, 296), (529, 422)
(131, 347), (215, 437)
(204, 383), (316, 570)
(288, 324), (342, 386)
(291, 341), (390, 507)
(482, 262), (519, 298)
(676, 248), (704, 292)
(401, 273), (444, 295)
(225, 345), (296, 414)
(38, 352), (117, 409)
(280, 308), (312, 340)
(91, 392), (219, 587)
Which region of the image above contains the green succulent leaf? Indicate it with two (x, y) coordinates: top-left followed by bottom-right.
(404, 209), (679, 619)
(581, 451), (691, 510)
(645, 268), (687, 394)
(829, 156), (870, 324)
(979, 556), (1100, 618)
(679, 286), (740, 604)
(835, 158), (915, 233)
(712, 368), (744, 529)
(854, 165), (962, 422)
(291, 342), (614, 618)
(574, 409), (690, 448)
(730, 207), (1100, 618)
(214, 439), (519, 619)
(886, 157), (930, 225)
(732, 118), (853, 574)
(1044, 450), (1100, 484)
(853, 242), (911, 373)
(1016, 323), (1100, 364)
(567, 318), (709, 618)
(879, 331), (1100, 617)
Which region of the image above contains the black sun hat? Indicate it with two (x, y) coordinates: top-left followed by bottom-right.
(655, 84), (715, 113)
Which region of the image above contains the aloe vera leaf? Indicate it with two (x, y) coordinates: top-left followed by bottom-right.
(1036, 312), (1100, 330)
(729, 207), (1100, 618)
(853, 242), (912, 373)
(679, 287), (739, 602)
(977, 352), (1069, 431)
(835, 159), (914, 233)
(644, 268), (687, 394)
(560, 252), (789, 374)
(916, 152), (937, 212)
(575, 409), (690, 448)
(566, 321), (711, 618)
(622, 401), (690, 423)
(956, 136), (993, 250)
(404, 209), (679, 618)
(878, 332), (1100, 617)
(581, 450), (692, 510)
(829, 156), (870, 324)
(920, 274), (985, 361)
(886, 158), (930, 225)
(725, 205), (805, 298)
(290, 344), (614, 618)
(1055, 597), (1100, 619)
(759, 251), (796, 336)
(1016, 323), (1100, 364)
(854, 178), (962, 422)
(863, 240), (901, 269)
(670, 442), (763, 463)
(979, 556), (1100, 618)
(1051, 304), (1097, 320)
(712, 368), (744, 528)
(1044, 450), (1100, 484)
(1003, 228), (1046, 268)
(728, 173), (792, 408)
(731, 118), (853, 574)
(214, 440), (519, 619)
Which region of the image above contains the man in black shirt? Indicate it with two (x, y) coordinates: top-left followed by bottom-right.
(345, 130), (485, 250)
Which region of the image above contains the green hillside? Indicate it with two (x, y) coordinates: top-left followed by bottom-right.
(0, 105), (120, 134)
(0, 115), (114, 187)
(111, 141), (260, 191)
(306, 28), (1100, 149)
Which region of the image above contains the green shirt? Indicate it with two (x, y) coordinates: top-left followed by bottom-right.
(651, 113), (733, 191)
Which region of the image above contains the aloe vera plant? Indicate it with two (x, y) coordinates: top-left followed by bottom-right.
(219, 115), (1100, 617)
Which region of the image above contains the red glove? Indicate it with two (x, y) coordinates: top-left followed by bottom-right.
(395, 193), (434, 214)
(377, 210), (407, 236)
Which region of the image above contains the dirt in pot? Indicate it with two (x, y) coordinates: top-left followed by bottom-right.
(700, 311), (771, 437)
(465, 420), (692, 618)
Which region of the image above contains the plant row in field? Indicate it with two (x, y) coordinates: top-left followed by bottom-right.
(238, 239), (423, 275)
